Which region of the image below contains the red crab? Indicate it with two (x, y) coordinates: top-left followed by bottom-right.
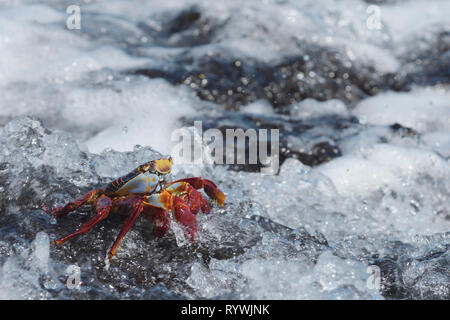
(44, 157), (225, 261)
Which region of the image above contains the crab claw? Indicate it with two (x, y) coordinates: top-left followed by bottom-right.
(202, 179), (226, 206)
(183, 186), (209, 215)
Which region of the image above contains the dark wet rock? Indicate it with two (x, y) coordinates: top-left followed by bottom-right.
(372, 235), (450, 300)
(180, 112), (356, 172)
(281, 141), (342, 168)
(166, 8), (202, 34)
(371, 258), (410, 299)
(129, 45), (409, 111)
(137, 7), (222, 48)
(389, 123), (419, 138)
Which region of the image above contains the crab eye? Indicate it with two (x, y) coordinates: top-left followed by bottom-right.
(153, 157), (172, 175)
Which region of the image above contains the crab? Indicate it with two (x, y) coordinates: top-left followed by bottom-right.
(44, 157), (225, 261)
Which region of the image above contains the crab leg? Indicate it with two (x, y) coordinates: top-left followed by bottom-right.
(108, 196), (144, 261)
(44, 189), (103, 218)
(54, 194), (112, 245)
(172, 196), (197, 241)
(142, 204), (171, 238)
(166, 177), (226, 206)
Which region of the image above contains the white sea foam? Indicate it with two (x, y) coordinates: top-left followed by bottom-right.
(84, 78), (197, 154)
(353, 88), (450, 133)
